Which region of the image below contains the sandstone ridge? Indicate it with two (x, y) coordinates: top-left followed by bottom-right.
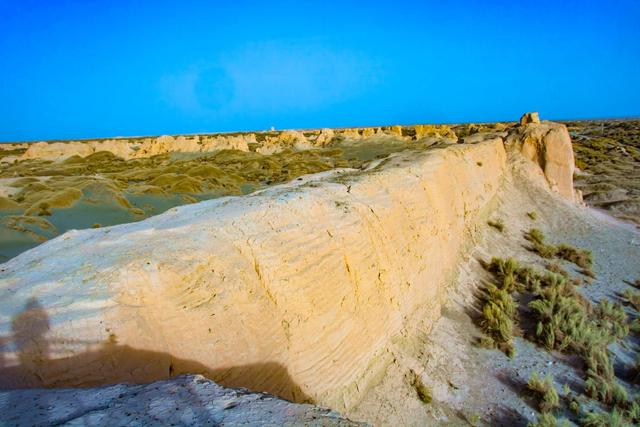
(1, 124), (459, 162)
(0, 118), (577, 412)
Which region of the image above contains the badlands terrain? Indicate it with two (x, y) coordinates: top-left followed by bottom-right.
(0, 114), (639, 426)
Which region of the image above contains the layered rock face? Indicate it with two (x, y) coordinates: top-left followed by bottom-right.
(0, 119), (577, 412)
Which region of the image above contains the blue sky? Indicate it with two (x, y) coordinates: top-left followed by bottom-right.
(1, 0), (639, 142)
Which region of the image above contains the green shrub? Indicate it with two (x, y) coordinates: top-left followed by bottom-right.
(581, 408), (631, 427)
(481, 295), (514, 344)
(546, 262), (569, 279)
(487, 257), (522, 293)
(526, 228), (546, 246)
(594, 299), (629, 341)
(622, 289), (640, 311)
(626, 399), (640, 423)
(524, 229), (594, 271)
(584, 370), (628, 407)
(527, 211), (538, 220)
(568, 395), (580, 414)
(555, 244), (593, 269)
(528, 413), (570, 427)
(527, 373), (560, 413)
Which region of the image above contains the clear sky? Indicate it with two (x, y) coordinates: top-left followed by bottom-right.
(1, 0), (639, 142)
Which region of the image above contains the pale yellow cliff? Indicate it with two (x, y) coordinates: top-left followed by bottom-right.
(0, 118), (577, 412)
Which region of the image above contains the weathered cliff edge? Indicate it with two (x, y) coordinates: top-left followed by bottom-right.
(0, 119), (575, 412)
(0, 125), (457, 162)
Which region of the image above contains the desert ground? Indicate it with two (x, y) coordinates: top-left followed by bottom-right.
(0, 114), (639, 426)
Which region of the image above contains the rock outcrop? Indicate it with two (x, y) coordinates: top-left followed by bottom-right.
(0, 117), (578, 414)
(507, 120), (576, 201)
(412, 124), (458, 142)
(0, 139), (508, 411)
(0, 375), (364, 426)
(520, 111), (541, 125)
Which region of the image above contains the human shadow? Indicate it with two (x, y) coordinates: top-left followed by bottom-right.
(9, 297), (50, 382)
(0, 298), (312, 425)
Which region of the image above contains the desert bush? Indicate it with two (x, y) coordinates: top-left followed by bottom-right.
(481, 294), (514, 344)
(525, 228), (557, 258)
(478, 335), (495, 348)
(524, 229), (594, 272)
(528, 413), (569, 427)
(626, 399), (640, 423)
(622, 289), (640, 311)
(546, 262), (569, 279)
(527, 211), (538, 220)
(555, 244), (593, 269)
(581, 408), (630, 427)
(527, 373), (560, 413)
(568, 395), (580, 414)
(477, 272), (517, 356)
(528, 278), (596, 351)
(526, 228), (546, 246)
(584, 371), (628, 407)
(488, 218), (505, 232)
(487, 257), (527, 293)
(594, 299), (629, 340)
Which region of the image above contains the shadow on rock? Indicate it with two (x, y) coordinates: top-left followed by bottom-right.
(0, 299), (311, 406)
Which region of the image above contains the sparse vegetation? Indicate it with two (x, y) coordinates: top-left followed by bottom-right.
(487, 218), (505, 232)
(527, 373), (560, 413)
(528, 412), (569, 427)
(527, 211), (538, 220)
(567, 394), (580, 414)
(524, 228), (594, 275)
(622, 289), (640, 311)
(408, 370), (432, 404)
(581, 408), (631, 427)
(594, 299), (629, 341)
(479, 283), (515, 356)
(480, 238), (636, 416)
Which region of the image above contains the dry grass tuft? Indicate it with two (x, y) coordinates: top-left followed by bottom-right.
(622, 289), (640, 311)
(487, 218), (505, 232)
(527, 372), (560, 413)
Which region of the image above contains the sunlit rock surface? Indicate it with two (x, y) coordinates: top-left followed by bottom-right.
(0, 118), (577, 414)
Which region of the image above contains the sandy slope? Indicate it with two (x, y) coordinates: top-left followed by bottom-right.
(348, 157), (640, 425)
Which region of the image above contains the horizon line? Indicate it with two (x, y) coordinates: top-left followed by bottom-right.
(2, 113), (639, 145)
